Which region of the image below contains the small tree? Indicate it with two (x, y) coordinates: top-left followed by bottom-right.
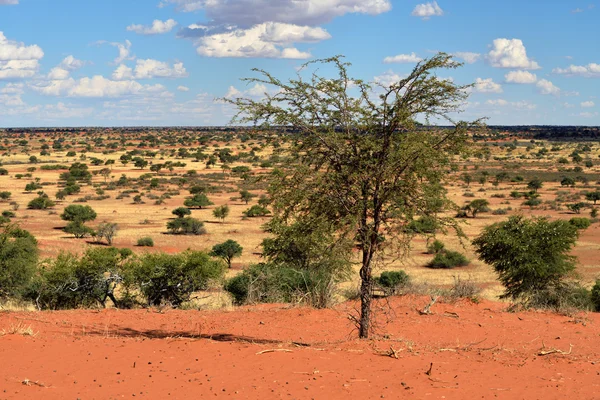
(97, 222), (118, 245)
(527, 178), (543, 193)
(0, 224), (38, 299)
(172, 207), (191, 218)
(184, 193), (213, 209)
(465, 199), (489, 218)
(210, 240), (243, 268)
(27, 195), (55, 210)
(585, 191), (600, 205)
(239, 190), (254, 204)
(61, 204), (97, 223)
(212, 204), (230, 222)
(561, 177), (576, 187)
(473, 215), (579, 304)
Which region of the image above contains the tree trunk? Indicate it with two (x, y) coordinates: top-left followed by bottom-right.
(358, 265), (372, 338)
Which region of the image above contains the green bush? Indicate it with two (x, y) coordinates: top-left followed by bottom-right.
(528, 282), (593, 312)
(243, 205), (270, 217)
(166, 217), (206, 235)
(406, 215), (437, 234)
(125, 251), (224, 307)
(569, 217), (591, 230)
(427, 250), (468, 269)
(136, 237), (154, 247)
(426, 239), (445, 254)
(28, 247), (131, 310)
(0, 225), (38, 299)
(591, 280), (600, 311)
(27, 195), (55, 210)
(224, 263), (333, 307)
(375, 270), (410, 295)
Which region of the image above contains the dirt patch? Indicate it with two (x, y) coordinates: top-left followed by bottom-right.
(1, 296), (598, 399)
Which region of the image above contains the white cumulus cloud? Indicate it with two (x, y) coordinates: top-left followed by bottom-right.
(486, 38), (540, 70)
(47, 55), (86, 80)
(411, 1), (443, 20)
(195, 22), (329, 58)
(177, 85), (190, 92)
(0, 0), (19, 5)
(581, 101), (595, 108)
(504, 70), (537, 84)
(474, 78), (503, 93)
(383, 52), (422, 64)
(536, 79), (560, 96)
(553, 63), (600, 78)
(127, 19), (178, 35)
(454, 52), (480, 64)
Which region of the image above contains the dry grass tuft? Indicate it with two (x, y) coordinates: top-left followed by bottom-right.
(1, 322), (38, 337)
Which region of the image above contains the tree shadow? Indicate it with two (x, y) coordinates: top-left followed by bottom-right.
(82, 327), (306, 345)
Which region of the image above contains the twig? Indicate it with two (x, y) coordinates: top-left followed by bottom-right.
(256, 349), (293, 355)
(538, 343), (573, 356)
(22, 379), (46, 387)
(418, 296), (438, 315)
(425, 362), (433, 376)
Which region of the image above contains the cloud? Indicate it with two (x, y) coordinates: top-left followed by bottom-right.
(474, 78), (503, 93)
(454, 52), (480, 64)
(0, 0), (18, 4)
(0, 32), (44, 80)
(536, 79), (560, 96)
(0, 60), (40, 79)
(581, 101), (595, 108)
(373, 70), (406, 87)
(486, 38), (540, 69)
(224, 82), (278, 99)
(411, 1), (443, 20)
(47, 55), (86, 80)
(485, 99), (537, 110)
(127, 19), (178, 35)
(113, 59), (188, 79)
(31, 75), (171, 98)
(177, 85), (189, 91)
(504, 70), (537, 84)
(194, 22), (329, 58)
(162, 0), (391, 26)
(571, 111), (598, 118)
(112, 40), (134, 64)
(383, 52), (422, 64)
(553, 63), (600, 78)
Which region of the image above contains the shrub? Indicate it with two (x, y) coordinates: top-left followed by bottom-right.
(569, 217), (591, 230)
(225, 263), (335, 307)
(27, 195), (55, 210)
(125, 251), (224, 307)
(427, 250), (468, 269)
(61, 204), (97, 222)
(426, 239), (445, 254)
(210, 240), (243, 268)
(528, 282), (593, 312)
(406, 215), (437, 234)
(166, 217), (206, 235)
(492, 208), (508, 215)
(591, 280), (600, 312)
(28, 247), (131, 310)
(375, 270), (410, 295)
(243, 205), (271, 217)
(0, 225), (38, 299)
(473, 215), (579, 303)
(136, 237), (154, 247)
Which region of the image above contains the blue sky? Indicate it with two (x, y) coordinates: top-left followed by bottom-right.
(0, 0), (598, 127)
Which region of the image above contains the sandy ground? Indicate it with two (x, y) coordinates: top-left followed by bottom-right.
(1, 296), (599, 399)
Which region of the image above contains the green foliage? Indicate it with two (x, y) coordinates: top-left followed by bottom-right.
(212, 204), (230, 222)
(184, 193), (213, 209)
(125, 251), (224, 307)
(172, 207), (191, 218)
(426, 239), (445, 254)
(0, 225), (38, 299)
(243, 205), (271, 217)
(585, 191), (600, 204)
(239, 189), (254, 204)
(567, 202), (587, 214)
(569, 217), (591, 230)
(0, 191), (11, 200)
(64, 221), (95, 239)
(591, 280), (600, 311)
(375, 270), (410, 295)
(61, 204), (97, 222)
(464, 199), (489, 218)
(561, 177), (576, 187)
(166, 217), (206, 235)
(427, 250), (468, 269)
(136, 236), (154, 247)
(27, 195), (55, 210)
(406, 215), (438, 234)
(527, 178), (543, 192)
(210, 240), (243, 268)
(473, 215), (579, 303)
(28, 247), (131, 309)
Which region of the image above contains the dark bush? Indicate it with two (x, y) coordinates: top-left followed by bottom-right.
(375, 270), (410, 295)
(136, 237), (154, 247)
(569, 217), (591, 230)
(0, 225), (38, 299)
(406, 215), (437, 234)
(427, 250), (468, 269)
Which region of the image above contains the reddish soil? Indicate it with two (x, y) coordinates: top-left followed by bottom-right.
(1, 297), (599, 399)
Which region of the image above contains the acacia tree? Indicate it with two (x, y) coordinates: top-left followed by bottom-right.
(227, 53), (479, 338)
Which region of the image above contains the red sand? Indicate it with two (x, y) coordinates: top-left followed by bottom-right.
(1, 297), (599, 399)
